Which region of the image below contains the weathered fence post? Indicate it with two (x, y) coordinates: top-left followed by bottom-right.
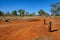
(48, 22), (57, 32)
(44, 19), (46, 24)
(49, 22), (51, 32)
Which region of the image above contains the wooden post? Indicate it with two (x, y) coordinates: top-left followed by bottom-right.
(44, 19), (46, 24)
(49, 22), (51, 32)
(48, 22), (57, 32)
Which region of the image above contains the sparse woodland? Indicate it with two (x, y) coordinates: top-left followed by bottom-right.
(0, 2), (60, 17)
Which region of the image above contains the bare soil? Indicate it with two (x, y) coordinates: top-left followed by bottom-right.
(0, 17), (60, 40)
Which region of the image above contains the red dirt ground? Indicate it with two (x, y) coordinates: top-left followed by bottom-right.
(0, 17), (60, 40)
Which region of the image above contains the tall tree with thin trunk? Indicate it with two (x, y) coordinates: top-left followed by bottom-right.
(12, 10), (17, 16)
(5, 12), (11, 16)
(0, 11), (4, 16)
(38, 9), (48, 16)
(50, 2), (60, 16)
(18, 9), (25, 16)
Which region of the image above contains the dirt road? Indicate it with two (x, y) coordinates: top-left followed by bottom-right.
(0, 17), (60, 40)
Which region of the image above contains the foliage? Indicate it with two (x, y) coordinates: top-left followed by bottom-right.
(29, 12), (35, 16)
(25, 12), (29, 16)
(38, 9), (45, 16)
(38, 9), (49, 16)
(12, 10), (18, 16)
(18, 9), (25, 16)
(5, 12), (12, 16)
(0, 11), (4, 16)
(50, 2), (60, 16)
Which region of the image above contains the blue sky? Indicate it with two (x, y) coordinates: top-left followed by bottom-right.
(0, 0), (60, 14)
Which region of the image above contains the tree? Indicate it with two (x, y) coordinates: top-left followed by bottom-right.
(18, 9), (25, 16)
(5, 12), (11, 16)
(12, 10), (17, 16)
(38, 9), (47, 16)
(25, 12), (29, 16)
(0, 11), (4, 16)
(43, 13), (49, 16)
(50, 2), (60, 16)
(32, 12), (35, 16)
(29, 13), (33, 16)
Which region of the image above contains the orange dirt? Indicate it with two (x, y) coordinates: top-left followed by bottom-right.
(0, 17), (60, 40)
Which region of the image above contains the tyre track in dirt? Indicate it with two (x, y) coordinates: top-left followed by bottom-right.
(0, 17), (60, 40)
(7, 21), (49, 40)
(0, 21), (40, 40)
(0, 21), (45, 40)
